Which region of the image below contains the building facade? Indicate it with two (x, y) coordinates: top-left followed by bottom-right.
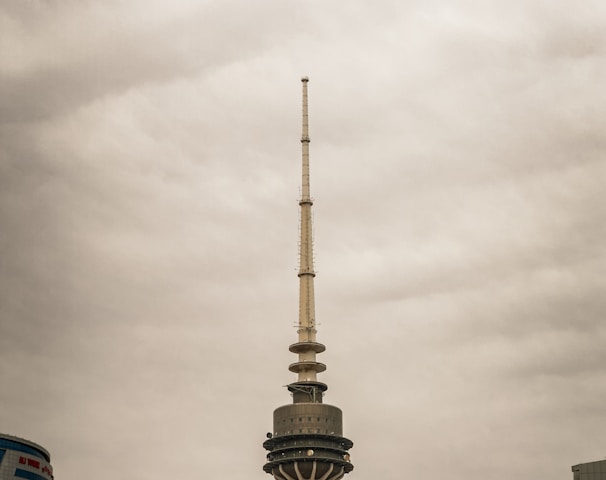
(0, 434), (53, 480)
(262, 78), (354, 480)
(572, 460), (606, 480)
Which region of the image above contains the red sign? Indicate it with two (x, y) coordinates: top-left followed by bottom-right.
(18, 456), (53, 478)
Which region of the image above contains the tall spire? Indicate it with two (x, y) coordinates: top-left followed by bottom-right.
(290, 76), (326, 386)
(298, 76), (315, 332)
(263, 77), (354, 480)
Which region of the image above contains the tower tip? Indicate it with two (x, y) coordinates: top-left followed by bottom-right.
(301, 76), (309, 83)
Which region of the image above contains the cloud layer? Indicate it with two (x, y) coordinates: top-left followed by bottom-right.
(1, 1), (605, 480)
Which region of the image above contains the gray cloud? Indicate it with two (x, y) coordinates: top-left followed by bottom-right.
(1, 1), (605, 480)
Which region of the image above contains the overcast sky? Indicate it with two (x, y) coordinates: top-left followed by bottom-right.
(1, 1), (605, 480)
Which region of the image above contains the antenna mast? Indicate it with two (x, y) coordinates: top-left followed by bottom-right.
(298, 76), (316, 346)
(287, 77), (327, 388)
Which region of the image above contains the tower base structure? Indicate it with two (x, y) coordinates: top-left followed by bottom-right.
(263, 383), (353, 480)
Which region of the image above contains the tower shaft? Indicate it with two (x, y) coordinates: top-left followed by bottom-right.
(298, 77), (318, 366)
(289, 77), (325, 387)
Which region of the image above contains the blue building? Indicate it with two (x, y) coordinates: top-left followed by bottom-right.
(0, 434), (53, 480)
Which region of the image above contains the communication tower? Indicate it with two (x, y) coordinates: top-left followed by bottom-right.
(262, 78), (354, 480)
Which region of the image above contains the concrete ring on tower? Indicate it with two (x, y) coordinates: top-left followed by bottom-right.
(288, 361), (326, 374)
(289, 342), (326, 354)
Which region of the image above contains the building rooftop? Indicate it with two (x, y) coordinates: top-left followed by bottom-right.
(0, 433), (51, 462)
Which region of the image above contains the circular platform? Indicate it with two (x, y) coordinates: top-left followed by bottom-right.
(289, 342), (326, 354)
(288, 361), (326, 374)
